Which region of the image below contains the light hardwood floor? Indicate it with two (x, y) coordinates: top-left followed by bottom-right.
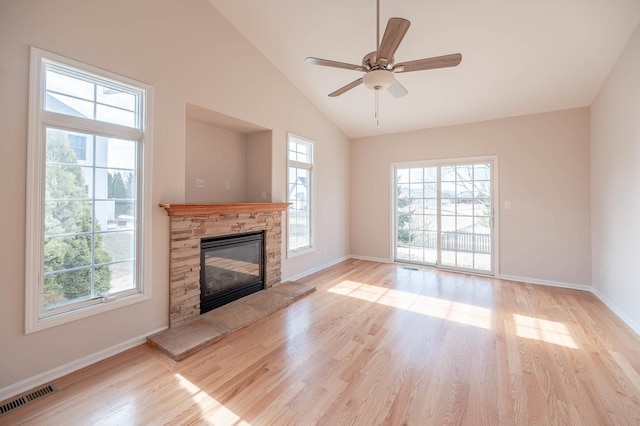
(3, 259), (640, 425)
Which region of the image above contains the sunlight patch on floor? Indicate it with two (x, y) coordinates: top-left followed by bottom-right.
(328, 280), (492, 329)
(513, 314), (579, 349)
(175, 373), (252, 425)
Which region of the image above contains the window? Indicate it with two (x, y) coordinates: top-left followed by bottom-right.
(287, 134), (313, 256)
(393, 157), (496, 275)
(26, 48), (153, 333)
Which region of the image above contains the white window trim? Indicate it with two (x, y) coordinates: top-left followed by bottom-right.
(286, 132), (315, 258)
(25, 47), (154, 333)
(389, 155), (500, 276)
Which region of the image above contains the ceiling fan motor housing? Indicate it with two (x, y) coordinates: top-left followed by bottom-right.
(363, 51), (393, 70)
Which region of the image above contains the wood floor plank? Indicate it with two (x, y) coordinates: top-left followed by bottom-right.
(3, 259), (640, 425)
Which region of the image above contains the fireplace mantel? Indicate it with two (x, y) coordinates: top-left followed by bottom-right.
(160, 203), (289, 217)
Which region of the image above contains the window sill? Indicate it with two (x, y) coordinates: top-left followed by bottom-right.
(287, 246), (315, 259)
(25, 290), (151, 334)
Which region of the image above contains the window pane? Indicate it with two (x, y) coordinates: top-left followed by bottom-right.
(46, 92), (95, 119)
(46, 69), (94, 101)
(441, 198), (455, 215)
(423, 214), (437, 231)
(441, 215), (456, 232)
(441, 166), (456, 182)
(424, 198), (437, 215)
(44, 235), (93, 272)
(100, 231), (135, 262)
(45, 201), (93, 235)
(474, 199), (491, 217)
(441, 182), (455, 198)
(95, 137), (136, 169)
(46, 128), (94, 165)
(441, 250), (455, 266)
(424, 182), (437, 198)
(456, 200), (474, 216)
(474, 180), (491, 199)
(396, 168), (409, 184)
(410, 183), (423, 198)
(397, 183), (410, 199)
(102, 261), (135, 294)
(457, 216), (473, 232)
(456, 165), (473, 181)
(457, 252), (473, 269)
(475, 253), (492, 271)
(409, 168), (423, 182)
(474, 164), (491, 180)
(96, 104), (136, 127)
(424, 167), (437, 183)
(44, 268), (93, 309)
(97, 85), (136, 111)
(96, 199), (135, 231)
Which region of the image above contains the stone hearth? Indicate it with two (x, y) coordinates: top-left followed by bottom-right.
(160, 203), (289, 327)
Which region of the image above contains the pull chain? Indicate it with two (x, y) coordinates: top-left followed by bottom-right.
(375, 90), (380, 125)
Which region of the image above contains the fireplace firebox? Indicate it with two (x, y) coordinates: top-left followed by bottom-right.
(200, 231), (264, 314)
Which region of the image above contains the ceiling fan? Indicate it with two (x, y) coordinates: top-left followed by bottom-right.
(305, 0), (462, 99)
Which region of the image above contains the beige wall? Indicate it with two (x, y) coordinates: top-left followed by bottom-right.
(591, 23), (640, 332)
(0, 0), (350, 393)
(185, 119), (247, 203)
(246, 131), (273, 202)
(350, 108), (591, 286)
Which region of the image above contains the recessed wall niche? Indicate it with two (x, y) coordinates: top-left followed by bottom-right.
(185, 103), (272, 203)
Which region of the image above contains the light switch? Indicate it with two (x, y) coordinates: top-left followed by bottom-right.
(504, 201), (511, 210)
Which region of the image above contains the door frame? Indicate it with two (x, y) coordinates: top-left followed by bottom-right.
(389, 155), (500, 276)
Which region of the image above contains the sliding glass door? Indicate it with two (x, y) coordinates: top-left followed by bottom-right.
(394, 159), (494, 275)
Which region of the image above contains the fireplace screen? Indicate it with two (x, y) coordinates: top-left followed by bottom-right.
(200, 231), (264, 314)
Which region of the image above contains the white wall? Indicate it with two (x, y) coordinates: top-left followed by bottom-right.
(0, 0), (350, 394)
(246, 131), (273, 203)
(350, 108), (591, 287)
(591, 23), (640, 333)
(185, 120), (247, 203)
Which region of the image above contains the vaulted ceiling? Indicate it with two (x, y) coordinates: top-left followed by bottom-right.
(208, 0), (640, 138)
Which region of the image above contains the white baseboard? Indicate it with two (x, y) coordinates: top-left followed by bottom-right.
(348, 255), (393, 264)
(490, 274), (639, 337)
(0, 326), (167, 402)
(284, 256), (351, 282)
(497, 274), (591, 292)
(590, 288), (640, 336)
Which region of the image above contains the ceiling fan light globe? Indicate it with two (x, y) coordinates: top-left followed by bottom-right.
(363, 70), (394, 90)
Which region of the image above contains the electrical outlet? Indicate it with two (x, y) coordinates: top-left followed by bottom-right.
(195, 179), (205, 188)
(224, 181), (231, 190)
(261, 190), (267, 200)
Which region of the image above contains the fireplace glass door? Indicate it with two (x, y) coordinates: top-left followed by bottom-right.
(200, 231), (264, 314)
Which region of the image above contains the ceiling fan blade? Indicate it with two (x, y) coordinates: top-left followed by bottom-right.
(394, 53), (462, 73)
(387, 78), (408, 98)
(306, 57), (366, 72)
(328, 78), (363, 97)
(377, 18), (411, 62)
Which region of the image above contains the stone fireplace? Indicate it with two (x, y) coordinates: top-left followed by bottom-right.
(160, 203), (289, 328)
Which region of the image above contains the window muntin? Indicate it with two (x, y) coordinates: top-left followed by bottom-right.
(27, 48), (151, 332)
(287, 135), (313, 255)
